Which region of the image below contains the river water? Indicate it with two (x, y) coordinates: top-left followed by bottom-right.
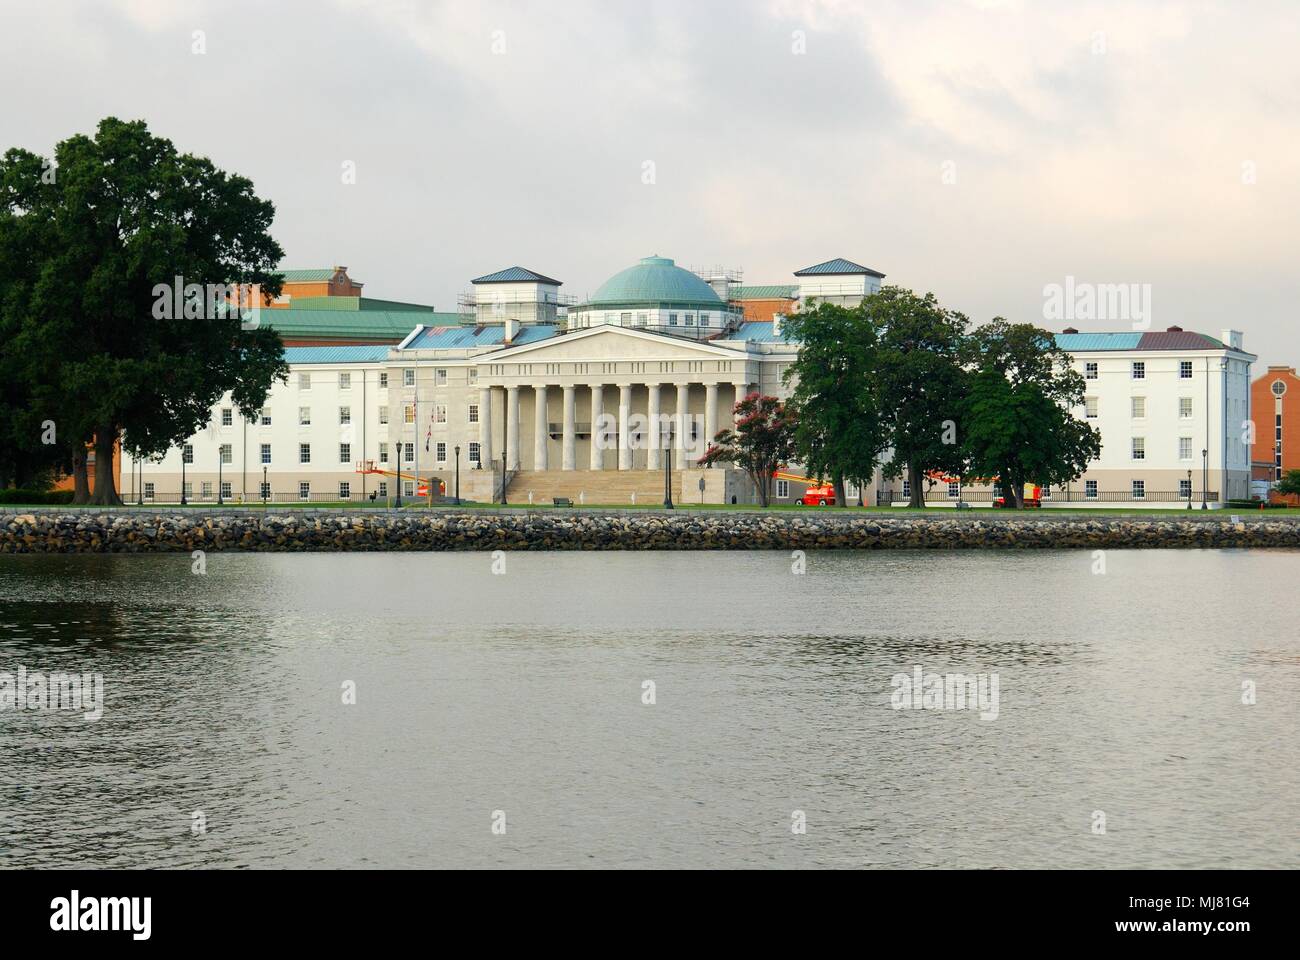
(1, 549), (1296, 869)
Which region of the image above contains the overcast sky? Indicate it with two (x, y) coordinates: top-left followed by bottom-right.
(3, 0), (1298, 364)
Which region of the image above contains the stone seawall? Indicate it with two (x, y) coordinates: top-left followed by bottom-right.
(3, 510), (1300, 552)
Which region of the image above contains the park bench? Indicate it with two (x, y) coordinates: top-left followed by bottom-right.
(553, 497), (573, 507)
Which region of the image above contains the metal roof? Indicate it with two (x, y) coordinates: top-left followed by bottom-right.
(401, 324), (562, 350)
(587, 256), (722, 306)
(1137, 330), (1225, 351)
(259, 309), (445, 340)
(278, 269), (340, 282)
(1053, 332), (1144, 352)
(283, 345), (391, 364)
(727, 321), (793, 343)
(287, 296), (435, 313)
(471, 266), (563, 285)
(794, 258), (886, 278)
(1054, 331), (1229, 352)
(730, 285), (798, 300)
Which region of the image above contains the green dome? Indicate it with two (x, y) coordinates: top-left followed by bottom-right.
(589, 256), (722, 305)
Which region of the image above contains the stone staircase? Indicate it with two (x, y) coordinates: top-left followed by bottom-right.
(504, 470), (673, 506)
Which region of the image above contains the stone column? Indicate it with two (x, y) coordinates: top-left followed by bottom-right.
(506, 385), (520, 470)
(562, 385), (576, 470)
(675, 383), (690, 470)
(589, 384), (604, 471)
(704, 383), (718, 450)
(618, 383), (632, 471)
(479, 386), (493, 469)
(646, 383), (662, 471)
(534, 385), (549, 470)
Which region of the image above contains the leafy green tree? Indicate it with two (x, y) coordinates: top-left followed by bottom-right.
(870, 287), (971, 507)
(1276, 469), (1300, 498)
(0, 117), (286, 504)
(780, 302), (889, 505)
(962, 319), (1101, 507)
(698, 393), (797, 507)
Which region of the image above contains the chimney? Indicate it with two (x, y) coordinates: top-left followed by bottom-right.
(1221, 329), (1242, 351)
(504, 317), (519, 343)
(1166, 325), (1183, 332)
(1062, 326), (1079, 334)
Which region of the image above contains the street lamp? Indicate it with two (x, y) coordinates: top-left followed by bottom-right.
(180, 446), (188, 505)
(662, 424), (674, 510)
(217, 449), (224, 506)
(454, 445), (461, 506)
(501, 446), (508, 505)
(136, 458), (143, 507)
(1201, 448), (1208, 510)
(395, 446), (403, 509)
(1187, 469), (1192, 510)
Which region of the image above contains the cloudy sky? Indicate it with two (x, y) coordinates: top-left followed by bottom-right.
(3, 0), (1298, 363)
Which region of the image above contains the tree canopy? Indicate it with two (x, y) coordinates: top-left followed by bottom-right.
(699, 392), (797, 507)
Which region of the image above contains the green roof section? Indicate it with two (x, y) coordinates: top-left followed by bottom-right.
(258, 309), (454, 341)
(277, 268), (340, 282)
(586, 256), (722, 307)
(730, 284), (798, 300)
(287, 296), (435, 313)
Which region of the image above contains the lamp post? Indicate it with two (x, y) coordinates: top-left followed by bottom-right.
(395, 445), (403, 509)
(1187, 469), (1192, 510)
(662, 423), (674, 510)
(454, 445), (461, 506)
(217, 450), (224, 506)
(501, 446), (508, 505)
(136, 458), (143, 507)
(1201, 448), (1208, 510)
(262, 465), (268, 508)
(180, 446), (188, 505)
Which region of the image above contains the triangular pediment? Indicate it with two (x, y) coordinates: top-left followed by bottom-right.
(482, 325), (744, 362)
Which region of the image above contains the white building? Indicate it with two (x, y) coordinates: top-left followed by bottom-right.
(123, 256), (1253, 508)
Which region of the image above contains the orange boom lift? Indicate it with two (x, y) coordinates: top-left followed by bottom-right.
(354, 460), (445, 504)
(772, 469), (837, 506)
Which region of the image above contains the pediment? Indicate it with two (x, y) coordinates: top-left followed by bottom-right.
(483, 325), (742, 362)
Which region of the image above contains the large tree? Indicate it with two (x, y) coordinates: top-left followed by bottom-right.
(699, 393), (797, 507)
(871, 287), (971, 507)
(0, 117), (286, 503)
(780, 301), (889, 505)
(963, 319), (1101, 508)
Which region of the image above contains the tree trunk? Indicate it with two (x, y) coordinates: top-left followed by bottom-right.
(71, 448), (90, 504)
(833, 472), (846, 508)
(89, 427), (122, 505)
(908, 461), (925, 508)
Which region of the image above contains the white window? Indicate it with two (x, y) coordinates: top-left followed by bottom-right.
(221, 407), (233, 427)
(299, 482), (311, 501)
(220, 443), (232, 465)
(1179, 436), (1193, 460)
(260, 443), (271, 464)
(404, 481), (414, 497)
(636, 312), (648, 326)
(1085, 362), (1098, 380)
(1132, 437), (1145, 460)
(259, 481), (271, 500)
(1132, 480), (1145, 499)
(948, 481), (960, 498)
(1131, 396), (1145, 419)
(1131, 361), (1145, 380)
(668, 313), (678, 326)
(379, 405), (389, 425)
(379, 372), (388, 388)
(776, 479), (789, 499)
(339, 372), (351, 389)
(403, 442), (414, 463)
(144, 483), (155, 500)
(1085, 397), (1098, 419)
(377, 481), (388, 497)
(469, 442), (481, 464)
(1180, 478), (1192, 498)
(299, 407), (311, 426)
(339, 482), (351, 499)
(468, 403), (479, 424)
(339, 406), (351, 425)
(299, 443), (311, 464)
(260, 407), (272, 426)
(902, 479), (911, 498)
(1085, 480), (1097, 499)
(339, 442), (351, 463)
(183, 482), (192, 500)
(201, 481), (213, 499)
(1179, 397), (1193, 419)
(404, 405), (415, 424)
(685, 314), (696, 326)
(434, 404), (447, 424)
(403, 369), (415, 387)
(379, 442), (389, 464)
(1040, 486), (1052, 500)
(299, 372), (311, 390)
(620, 312), (632, 325)
(435, 368), (447, 386)
(436, 442), (447, 463)
(468, 369), (478, 383)
(1179, 361), (1193, 379)
(182, 444), (193, 464)
(220, 481), (231, 499)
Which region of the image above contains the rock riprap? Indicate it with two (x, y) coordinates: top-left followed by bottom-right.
(2, 510), (1298, 552)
